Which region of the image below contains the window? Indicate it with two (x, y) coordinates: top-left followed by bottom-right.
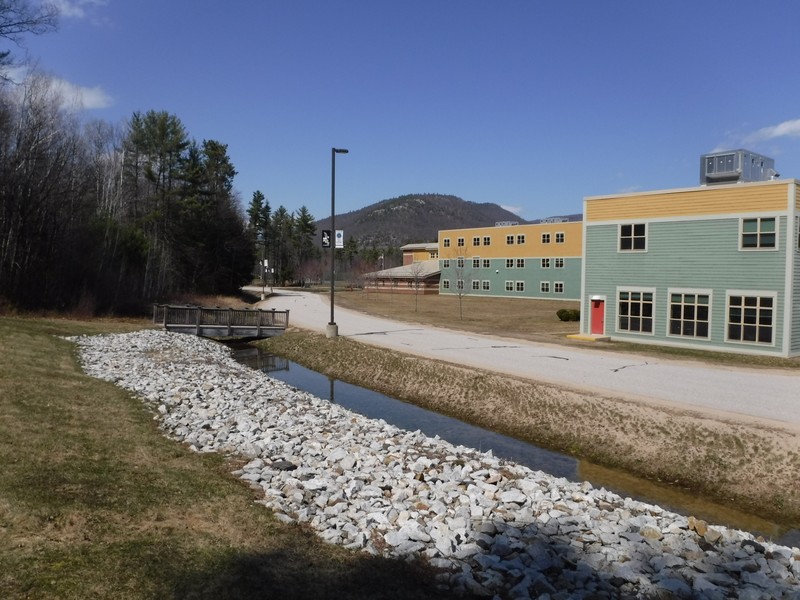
(457, 257), (465, 268)
(483, 236), (491, 246)
(741, 217), (776, 249)
(517, 234), (526, 244)
(541, 258), (550, 269)
(727, 294), (774, 344)
(472, 257), (480, 268)
(482, 259), (490, 269)
(541, 233), (551, 244)
(456, 279), (464, 290)
(473, 236), (481, 246)
(443, 238), (451, 248)
(620, 223), (647, 251)
(555, 232), (565, 244)
(505, 281), (514, 292)
(482, 280), (490, 291)
(618, 290), (654, 334)
(506, 235), (514, 245)
(442, 280), (450, 289)
(516, 258), (525, 268)
(506, 258), (514, 268)
(669, 291), (710, 338)
(472, 280), (481, 290)
(555, 258), (564, 268)
(554, 282), (564, 294)
(516, 281), (525, 292)
(442, 259), (450, 268)
(457, 237), (465, 247)
(540, 281), (550, 293)
(430, 250), (438, 259)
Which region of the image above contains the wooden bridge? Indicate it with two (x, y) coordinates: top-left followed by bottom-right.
(153, 304), (289, 338)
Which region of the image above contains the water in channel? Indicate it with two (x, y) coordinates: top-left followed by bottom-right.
(228, 343), (798, 547)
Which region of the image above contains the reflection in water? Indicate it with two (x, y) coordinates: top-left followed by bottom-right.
(228, 344), (798, 546)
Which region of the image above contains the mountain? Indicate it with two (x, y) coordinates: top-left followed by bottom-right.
(315, 193), (526, 248)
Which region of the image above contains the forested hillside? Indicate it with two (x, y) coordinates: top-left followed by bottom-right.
(316, 193), (524, 248)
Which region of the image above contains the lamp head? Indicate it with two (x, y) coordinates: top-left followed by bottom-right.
(333, 148), (349, 154)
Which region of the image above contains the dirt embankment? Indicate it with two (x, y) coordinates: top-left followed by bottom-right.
(259, 331), (800, 528)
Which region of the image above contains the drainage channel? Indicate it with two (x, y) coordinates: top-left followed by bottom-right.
(228, 343), (798, 547)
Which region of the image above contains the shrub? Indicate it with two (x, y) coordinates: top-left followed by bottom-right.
(557, 309), (581, 321)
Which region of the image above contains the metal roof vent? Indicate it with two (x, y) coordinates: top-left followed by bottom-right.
(700, 149), (779, 185)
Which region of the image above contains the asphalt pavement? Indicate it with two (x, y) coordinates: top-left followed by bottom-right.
(253, 289), (800, 431)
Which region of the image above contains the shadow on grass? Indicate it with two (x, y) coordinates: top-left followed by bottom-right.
(164, 547), (469, 600)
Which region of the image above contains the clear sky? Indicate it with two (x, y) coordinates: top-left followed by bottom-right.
(10, 0), (800, 221)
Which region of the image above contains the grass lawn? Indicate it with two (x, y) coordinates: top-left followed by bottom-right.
(0, 316), (461, 600)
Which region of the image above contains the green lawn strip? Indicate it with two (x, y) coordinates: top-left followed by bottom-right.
(0, 317), (460, 600)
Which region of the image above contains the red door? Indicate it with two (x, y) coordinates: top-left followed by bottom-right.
(590, 299), (605, 334)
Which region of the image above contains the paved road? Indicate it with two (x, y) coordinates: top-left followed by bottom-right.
(254, 289), (800, 430)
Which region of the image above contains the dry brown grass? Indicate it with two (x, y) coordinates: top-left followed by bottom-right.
(334, 289), (581, 342)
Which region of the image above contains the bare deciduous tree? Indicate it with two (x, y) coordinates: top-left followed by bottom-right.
(0, 0), (59, 74)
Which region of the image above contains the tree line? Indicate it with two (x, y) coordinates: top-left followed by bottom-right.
(0, 76), (257, 312)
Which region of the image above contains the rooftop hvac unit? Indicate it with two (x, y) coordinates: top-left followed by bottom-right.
(700, 149), (778, 185)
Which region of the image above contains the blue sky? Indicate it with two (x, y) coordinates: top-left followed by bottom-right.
(9, 1), (800, 222)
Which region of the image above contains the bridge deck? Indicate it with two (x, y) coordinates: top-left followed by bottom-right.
(152, 304), (289, 338)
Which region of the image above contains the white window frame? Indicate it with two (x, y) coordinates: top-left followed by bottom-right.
(554, 257), (564, 268)
(457, 237), (465, 247)
(471, 279), (481, 290)
(482, 280), (490, 291)
(472, 257), (480, 269)
(739, 217), (778, 251)
(456, 257), (465, 268)
(541, 258), (550, 269)
(442, 279), (450, 289)
(442, 259), (450, 268)
(483, 236), (491, 246)
(554, 282), (564, 294)
(619, 223), (647, 252)
(667, 288), (712, 339)
(541, 233), (551, 244)
(617, 286), (656, 335)
(516, 281), (525, 292)
(540, 281), (550, 293)
(505, 258), (514, 268)
(443, 238), (450, 248)
(555, 232), (565, 244)
(725, 290), (777, 346)
(506, 235), (514, 245)
(472, 236), (481, 247)
(505, 280), (514, 292)
(516, 234), (526, 244)
(516, 258), (525, 268)
(482, 258), (490, 269)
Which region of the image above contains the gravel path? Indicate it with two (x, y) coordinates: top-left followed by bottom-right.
(256, 290), (800, 430)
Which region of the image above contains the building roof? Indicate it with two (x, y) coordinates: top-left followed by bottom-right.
(401, 242), (439, 251)
(367, 258), (440, 279)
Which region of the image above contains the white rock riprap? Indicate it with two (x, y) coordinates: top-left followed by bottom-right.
(69, 330), (800, 599)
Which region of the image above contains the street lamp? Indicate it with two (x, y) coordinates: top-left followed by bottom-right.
(327, 147), (348, 338)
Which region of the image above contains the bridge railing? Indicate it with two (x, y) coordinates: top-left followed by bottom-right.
(152, 304), (289, 337)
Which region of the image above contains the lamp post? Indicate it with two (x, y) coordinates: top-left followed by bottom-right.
(327, 147), (348, 338)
